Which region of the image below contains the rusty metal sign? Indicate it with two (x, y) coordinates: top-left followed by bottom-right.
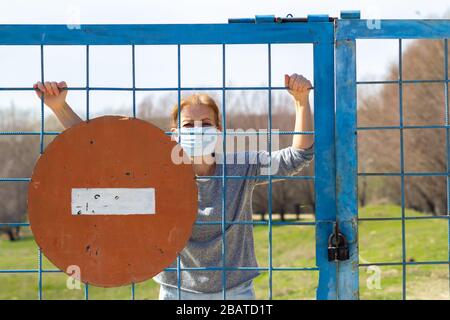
(28, 115), (198, 287)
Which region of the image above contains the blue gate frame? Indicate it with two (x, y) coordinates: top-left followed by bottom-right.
(0, 15), (337, 300)
(335, 11), (450, 299)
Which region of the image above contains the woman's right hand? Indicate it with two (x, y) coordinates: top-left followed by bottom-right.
(33, 81), (68, 110)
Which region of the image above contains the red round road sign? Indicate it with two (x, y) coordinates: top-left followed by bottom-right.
(28, 115), (198, 287)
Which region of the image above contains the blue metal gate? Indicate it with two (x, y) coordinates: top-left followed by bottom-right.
(1, 11), (448, 300)
(0, 15), (337, 300)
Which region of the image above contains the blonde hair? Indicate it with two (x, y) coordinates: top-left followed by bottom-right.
(170, 93), (220, 128)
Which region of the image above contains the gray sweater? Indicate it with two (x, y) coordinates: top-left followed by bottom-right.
(153, 144), (315, 293)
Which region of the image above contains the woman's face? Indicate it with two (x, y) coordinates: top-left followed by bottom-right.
(170, 104), (221, 159)
(171, 104), (220, 131)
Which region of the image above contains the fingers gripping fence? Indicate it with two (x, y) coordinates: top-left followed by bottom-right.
(0, 11), (449, 300)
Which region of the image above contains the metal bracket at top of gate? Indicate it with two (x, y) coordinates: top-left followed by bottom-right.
(228, 14), (335, 24)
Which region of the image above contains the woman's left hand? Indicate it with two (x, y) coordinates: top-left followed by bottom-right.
(284, 73), (312, 102)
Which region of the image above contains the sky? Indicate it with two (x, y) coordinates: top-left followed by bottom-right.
(0, 0), (448, 123)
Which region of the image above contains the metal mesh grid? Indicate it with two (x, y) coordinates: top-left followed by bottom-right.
(335, 16), (450, 300)
(0, 19), (333, 300)
(356, 38), (450, 299)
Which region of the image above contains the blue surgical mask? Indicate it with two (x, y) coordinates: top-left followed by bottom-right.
(175, 126), (219, 157)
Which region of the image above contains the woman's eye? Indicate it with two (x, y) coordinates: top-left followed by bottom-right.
(182, 122), (212, 128)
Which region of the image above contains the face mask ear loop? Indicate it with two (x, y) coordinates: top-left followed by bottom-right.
(212, 126), (220, 158)
(205, 126), (218, 158)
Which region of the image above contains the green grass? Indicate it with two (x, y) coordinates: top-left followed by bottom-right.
(0, 204), (448, 300)
(358, 205), (449, 300)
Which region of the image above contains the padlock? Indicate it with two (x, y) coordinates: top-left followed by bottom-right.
(327, 232), (350, 261)
(336, 233), (350, 261)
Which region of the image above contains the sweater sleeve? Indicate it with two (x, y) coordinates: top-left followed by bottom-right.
(247, 143), (314, 185)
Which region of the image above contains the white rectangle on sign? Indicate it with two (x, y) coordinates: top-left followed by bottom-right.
(71, 188), (155, 215)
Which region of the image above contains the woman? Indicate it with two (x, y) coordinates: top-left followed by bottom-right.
(33, 73), (314, 300)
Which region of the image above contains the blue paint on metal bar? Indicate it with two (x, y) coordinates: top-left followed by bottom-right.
(335, 17), (450, 301)
(221, 43), (228, 300)
(39, 44), (45, 155)
(0, 269), (62, 273)
(8, 15), (450, 301)
(163, 266), (319, 271)
(398, 38), (407, 300)
(6, 214), (450, 228)
(357, 79), (449, 85)
(38, 248), (43, 300)
(359, 216), (450, 221)
(0, 130), (314, 136)
(359, 172), (450, 177)
(0, 23), (333, 45)
(0, 220), (317, 227)
(176, 44), (182, 301)
(132, 45), (136, 119)
(0, 175), (314, 182)
(0, 266), (322, 273)
(0, 85), (309, 91)
(0, 131), (60, 135)
(335, 37), (359, 300)
(196, 175), (314, 180)
(255, 15), (275, 23)
(0, 223), (30, 227)
(313, 40), (337, 300)
(444, 38), (450, 299)
(359, 261), (450, 267)
(307, 14), (330, 22)
(267, 43), (273, 300)
(227, 18), (255, 24)
(38, 43), (45, 301)
(358, 124), (450, 130)
(86, 45), (90, 121)
(194, 220), (316, 226)
(228, 14), (329, 24)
